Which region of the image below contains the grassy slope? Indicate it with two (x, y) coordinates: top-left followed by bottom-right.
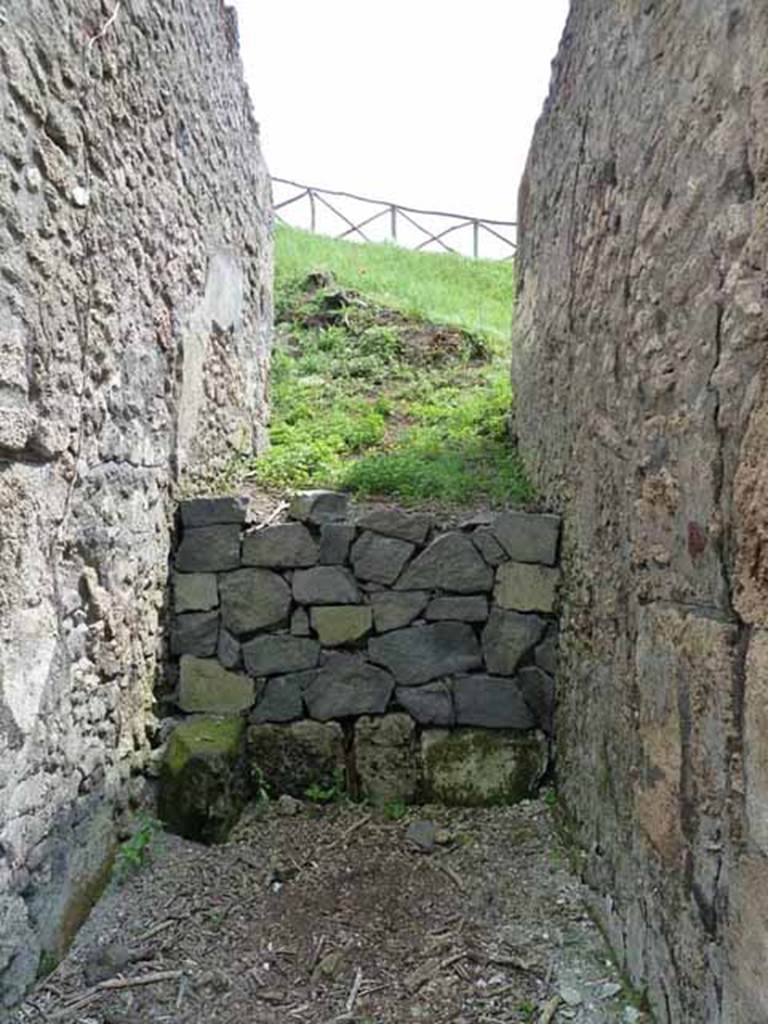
(275, 225), (514, 345)
(244, 225), (531, 507)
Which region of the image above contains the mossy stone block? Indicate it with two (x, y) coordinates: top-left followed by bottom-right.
(420, 727), (547, 806)
(159, 716), (247, 843)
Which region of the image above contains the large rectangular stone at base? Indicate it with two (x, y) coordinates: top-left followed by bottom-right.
(354, 714), (419, 804)
(420, 728), (547, 806)
(246, 719), (345, 798)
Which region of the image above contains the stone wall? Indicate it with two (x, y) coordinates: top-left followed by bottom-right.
(512, 3), (768, 1021)
(0, 1), (271, 1005)
(160, 492), (561, 838)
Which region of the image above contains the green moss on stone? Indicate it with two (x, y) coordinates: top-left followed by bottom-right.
(165, 715), (245, 776)
(421, 728), (547, 807)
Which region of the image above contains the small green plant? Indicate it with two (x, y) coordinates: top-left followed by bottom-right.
(543, 788), (558, 808)
(304, 767), (345, 804)
(252, 765), (271, 804)
(383, 799), (407, 821)
(37, 950), (59, 980)
(517, 1001), (537, 1021)
(113, 814), (163, 884)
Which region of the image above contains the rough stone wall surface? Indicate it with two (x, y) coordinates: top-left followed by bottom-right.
(0, 0), (271, 1004)
(512, 3), (768, 1022)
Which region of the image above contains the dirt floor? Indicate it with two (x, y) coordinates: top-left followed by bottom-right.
(11, 798), (651, 1024)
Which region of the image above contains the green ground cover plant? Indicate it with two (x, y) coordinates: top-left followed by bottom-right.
(244, 225), (532, 507)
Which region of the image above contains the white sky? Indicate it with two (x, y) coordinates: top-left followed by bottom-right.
(231, 1), (569, 254)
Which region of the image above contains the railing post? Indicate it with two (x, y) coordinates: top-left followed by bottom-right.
(472, 220), (479, 259)
(390, 204), (397, 242)
(309, 189), (316, 233)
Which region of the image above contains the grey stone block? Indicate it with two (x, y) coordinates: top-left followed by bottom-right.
(246, 719), (345, 798)
(395, 532), (493, 593)
(319, 523), (357, 564)
(173, 572), (218, 613)
(356, 506), (432, 544)
(179, 496), (247, 528)
(471, 527), (508, 567)
(304, 654), (395, 720)
(482, 608), (547, 675)
(368, 622), (481, 686)
(421, 728), (547, 806)
(242, 635), (320, 677)
(291, 607), (311, 636)
(242, 522), (319, 568)
(219, 568), (291, 636)
(453, 674), (535, 729)
(251, 675), (305, 723)
(171, 610), (219, 657)
(516, 666), (555, 735)
(178, 655), (255, 713)
(494, 562), (560, 613)
(354, 714), (419, 804)
(350, 531), (415, 585)
(491, 511), (561, 566)
(310, 605), (373, 645)
(289, 490), (349, 525)
(370, 590), (429, 633)
(396, 681), (454, 726)
(293, 566), (360, 605)
(176, 524), (241, 573)
(425, 595), (489, 622)
(217, 628), (242, 670)
(534, 629), (558, 675)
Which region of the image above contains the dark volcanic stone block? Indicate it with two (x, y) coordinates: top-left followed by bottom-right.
(289, 490), (349, 525)
(395, 532), (493, 593)
(178, 655), (255, 713)
(304, 654), (394, 720)
(171, 610), (219, 657)
(242, 635), (320, 677)
(481, 608), (547, 676)
(350, 531), (415, 585)
(319, 523), (357, 565)
(217, 628), (242, 669)
(425, 595), (489, 622)
(179, 496), (248, 528)
(396, 681), (455, 726)
(368, 622), (481, 686)
(292, 566), (360, 605)
(491, 511), (561, 566)
(370, 591), (429, 633)
(242, 522), (319, 568)
(471, 527), (508, 567)
(453, 674), (536, 729)
(176, 524), (241, 573)
(219, 568), (291, 636)
(251, 674), (306, 723)
(173, 572), (218, 613)
(516, 666), (555, 735)
(356, 506), (432, 544)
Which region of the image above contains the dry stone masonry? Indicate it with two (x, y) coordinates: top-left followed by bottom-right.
(161, 493), (562, 840)
(0, 1), (270, 1007)
(513, 4), (768, 1022)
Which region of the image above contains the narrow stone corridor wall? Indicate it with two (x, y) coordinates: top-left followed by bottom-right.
(512, 3), (768, 1022)
(0, 1), (271, 1005)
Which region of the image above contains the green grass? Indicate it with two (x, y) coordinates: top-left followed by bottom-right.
(243, 226), (532, 507)
(275, 224), (514, 345)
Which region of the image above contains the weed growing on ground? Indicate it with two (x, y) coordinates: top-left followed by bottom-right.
(244, 226), (533, 507)
(113, 814), (163, 884)
(382, 799), (408, 821)
(304, 767), (346, 804)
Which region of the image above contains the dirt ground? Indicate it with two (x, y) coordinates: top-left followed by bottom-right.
(11, 798), (650, 1024)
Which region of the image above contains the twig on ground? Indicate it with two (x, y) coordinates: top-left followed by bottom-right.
(538, 994), (562, 1024)
(255, 501), (288, 529)
(345, 967), (363, 1013)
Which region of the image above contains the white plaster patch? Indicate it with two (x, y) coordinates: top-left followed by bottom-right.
(1, 603), (58, 735)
